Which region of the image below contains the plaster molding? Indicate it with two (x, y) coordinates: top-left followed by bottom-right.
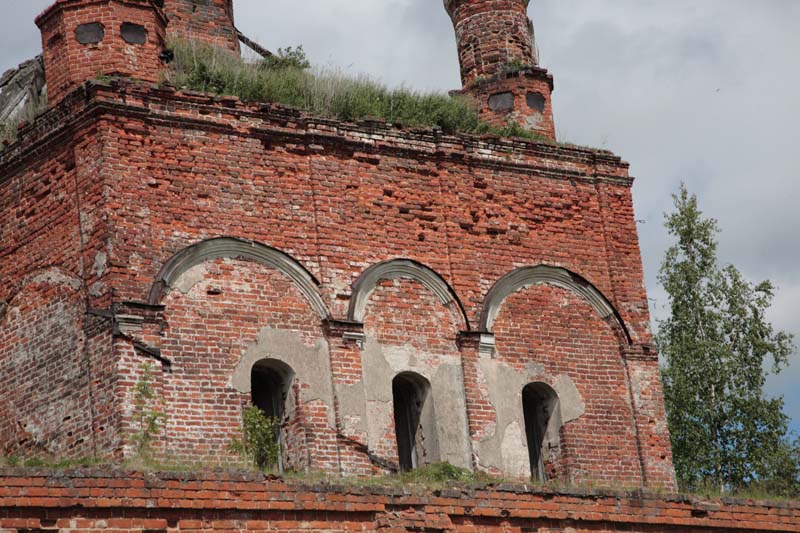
(149, 237), (330, 320)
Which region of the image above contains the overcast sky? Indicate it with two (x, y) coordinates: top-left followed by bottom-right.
(3, 1), (799, 435)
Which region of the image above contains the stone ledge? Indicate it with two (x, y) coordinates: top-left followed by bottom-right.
(0, 468), (796, 532)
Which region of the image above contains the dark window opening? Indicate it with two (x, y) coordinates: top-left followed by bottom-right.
(120, 23), (147, 45)
(392, 372), (434, 471)
(488, 91), (515, 112)
(75, 22), (104, 44)
(526, 91), (546, 113)
(251, 359), (294, 472)
(522, 382), (558, 481)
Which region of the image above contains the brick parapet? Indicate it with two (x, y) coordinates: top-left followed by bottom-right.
(0, 469), (796, 532)
(0, 80), (630, 187)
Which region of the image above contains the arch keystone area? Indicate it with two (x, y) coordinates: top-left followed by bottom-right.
(148, 237), (330, 320)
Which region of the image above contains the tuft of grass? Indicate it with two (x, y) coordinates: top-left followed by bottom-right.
(165, 39), (538, 140)
(0, 456), (109, 468)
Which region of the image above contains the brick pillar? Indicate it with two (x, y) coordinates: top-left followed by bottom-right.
(162, 0), (240, 53)
(624, 344), (679, 491)
(36, 0), (167, 107)
(444, 0), (556, 140)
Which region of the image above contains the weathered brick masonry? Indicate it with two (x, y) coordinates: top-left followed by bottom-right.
(3, 0), (794, 530)
(0, 469), (798, 533)
(0, 75), (674, 487)
(3, 0), (681, 507)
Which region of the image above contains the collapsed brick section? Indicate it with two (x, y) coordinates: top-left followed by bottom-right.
(444, 0), (536, 85)
(445, 0), (556, 139)
(0, 81), (675, 490)
(162, 0), (239, 53)
(0, 469), (797, 533)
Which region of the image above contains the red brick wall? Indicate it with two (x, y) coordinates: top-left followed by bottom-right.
(1, 82), (674, 489)
(144, 258), (336, 470)
(445, 0), (535, 85)
(0, 470), (796, 533)
(36, 0), (166, 107)
(493, 285), (642, 484)
(162, 0), (239, 52)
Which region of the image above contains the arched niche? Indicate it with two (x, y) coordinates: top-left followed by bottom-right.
(148, 237), (330, 320)
(480, 265), (631, 344)
(347, 259), (468, 330)
(522, 381), (561, 482)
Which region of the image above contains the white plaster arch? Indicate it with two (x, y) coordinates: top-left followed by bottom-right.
(480, 265), (631, 343)
(347, 259), (469, 329)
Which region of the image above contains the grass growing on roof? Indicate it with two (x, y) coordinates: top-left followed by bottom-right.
(165, 39), (539, 139)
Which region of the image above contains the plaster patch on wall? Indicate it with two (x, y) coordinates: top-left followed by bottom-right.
(475, 357), (582, 477)
(337, 380), (367, 440)
(171, 263), (208, 294)
(553, 374), (584, 423)
(361, 336), (471, 468)
(230, 327), (335, 428)
(501, 421), (529, 476)
(92, 251), (107, 277)
(28, 268), (82, 290)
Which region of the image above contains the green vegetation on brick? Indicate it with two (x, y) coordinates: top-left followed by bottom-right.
(165, 39), (542, 140)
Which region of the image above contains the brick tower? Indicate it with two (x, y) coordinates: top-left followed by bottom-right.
(445, 0), (555, 139)
(162, 0), (239, 53)
(35, 0), (167, 106)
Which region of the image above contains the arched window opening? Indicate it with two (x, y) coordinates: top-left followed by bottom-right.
(251, 359), (295, 471)
(522, 382), (559, 481)
(392, 372), (438, 471)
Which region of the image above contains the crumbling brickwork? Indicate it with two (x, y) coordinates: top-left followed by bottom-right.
(0, 80), (675, 489)
(1, 0), (678, 493)
(162, 0), (239, 52)
(445, 0), (555, 139)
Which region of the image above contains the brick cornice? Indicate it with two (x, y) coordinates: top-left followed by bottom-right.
(0, 81), (632, 188)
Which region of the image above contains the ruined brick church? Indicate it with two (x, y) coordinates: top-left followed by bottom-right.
(4, 3), (799, 531)
(0, 0), (680, 490)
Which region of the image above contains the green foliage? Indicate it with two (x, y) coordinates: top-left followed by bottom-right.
(166, 39), (537, 139)
(260, 46), (311, 71)
(502, 59), (531, 73)
(401, 462), (477, 484)
(657, 183), (798, 496)
(229, 405), (280, 471)
(131, 363), (166, 460)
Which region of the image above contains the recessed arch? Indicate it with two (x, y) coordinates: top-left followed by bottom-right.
(480, 265), (631, 344)
(148, 237), (330, 320)
(347, 259), (469, 329)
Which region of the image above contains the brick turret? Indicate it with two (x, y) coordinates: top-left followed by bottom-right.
(162, 0), (239, 53)
(36, 0), (167, 107)
(445, 0), (555, 140)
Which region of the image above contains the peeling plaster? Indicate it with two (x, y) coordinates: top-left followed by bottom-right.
(171, 263), (208, 295)
(230, 327), (335, 429)
(361, 336), (471, 468)
(475, 356), (584, 477)
(92, 251), (107, 277)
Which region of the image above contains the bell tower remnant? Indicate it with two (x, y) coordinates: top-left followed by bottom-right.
(35, 0), (167, 107)
(445, 0), (555, 140)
